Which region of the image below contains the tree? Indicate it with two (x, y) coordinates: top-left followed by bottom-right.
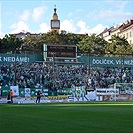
(21, 35), (44, 53)
(41, 30), (83, 45)
(42, 30), (60, 44)
(77, 34), (107, 55)
(1, 34), (23, 53)
(104, 35), (133, 56)
(0, 38), (2, 50)
(21, 30), (85, 52)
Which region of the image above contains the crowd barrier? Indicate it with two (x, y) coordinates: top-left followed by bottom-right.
(0, 85), (133, 104)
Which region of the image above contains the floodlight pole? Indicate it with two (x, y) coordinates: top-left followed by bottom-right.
(88, 51), (90, 89)
(52, 52), (55, 96)
(120, 54), (122, 83)
(14, 49), (17, 86)
(88, 51), (90, 76)
(114, 83), (116, 101)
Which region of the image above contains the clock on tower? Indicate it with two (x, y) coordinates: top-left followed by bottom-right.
(51, 20), (60, 29)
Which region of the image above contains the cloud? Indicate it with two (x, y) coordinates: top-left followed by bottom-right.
(98, 10), (132, 21)
(37, 22), (50, 33)
(0, 4), (2, 31)
(19, 9), (30, 21)
(32, 6), (47, 22)
(68, 12), (73, 17)
(76, 20), (89, 34)
(60, 19), (106, 35)
(76, 9), (82, 13)
(0, 31), (4, 38)
(67, 8), (82, 18)
(8, 19), (105, 35)
(107, 0), (128, 10)
(87, 1), (132, 23)
(76, 21), (105, 35)
(87, 9), (132, 23)
(61, 19), (77, 33)
(8, 18), (106, 37)
(9, 21), (29, 33)
(115, 1), (128, 11)
(9, 21), (50, 35)
(0, 8), (4, 38)
(88, 24), (106, 35)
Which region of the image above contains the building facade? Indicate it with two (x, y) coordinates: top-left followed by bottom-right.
(98, 18), (133, 45)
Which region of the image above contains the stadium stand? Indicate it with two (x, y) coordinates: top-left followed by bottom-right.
(0, 63), (133, 91)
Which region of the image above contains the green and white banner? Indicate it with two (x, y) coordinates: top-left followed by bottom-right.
(25, 88), (31, 97)
(1, 86), (19, 96)
(57, 88), (72, 95)
(78, 56), (133, 67)
(0, 53), (43, 64)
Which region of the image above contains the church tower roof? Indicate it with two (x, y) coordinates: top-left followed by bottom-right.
(52, 5), (58, 20)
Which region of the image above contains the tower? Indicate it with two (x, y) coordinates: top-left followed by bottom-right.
(50, 5), (60, 33)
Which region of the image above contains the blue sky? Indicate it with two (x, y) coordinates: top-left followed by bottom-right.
(0, 0), (133, 38)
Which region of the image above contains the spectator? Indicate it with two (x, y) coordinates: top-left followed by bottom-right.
(10, 89), (14, 103)
(36, 90), (41, 104)
(0, 63), (133, 90)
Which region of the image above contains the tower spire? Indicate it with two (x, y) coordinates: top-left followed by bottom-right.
(51, 5), (60, 33)
(54, 5), (56, 14)
(52, 5), (58, 20)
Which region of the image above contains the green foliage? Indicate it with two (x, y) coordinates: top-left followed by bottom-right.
(22, 30), (84, 53)
(0, 32), (132, 56)
(0, 34), (23, 53)
(77, 34), (107, 55)
(105, 35), (133, 56)
(22, 35), (44, 53)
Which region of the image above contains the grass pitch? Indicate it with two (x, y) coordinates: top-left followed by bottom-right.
(0, 102), (133, 133)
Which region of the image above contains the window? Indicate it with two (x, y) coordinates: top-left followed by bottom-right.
(126, 33), (128, 38)
(130, 31), (131, 37)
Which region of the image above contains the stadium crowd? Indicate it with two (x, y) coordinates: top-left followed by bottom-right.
(0, 63), (133, 90)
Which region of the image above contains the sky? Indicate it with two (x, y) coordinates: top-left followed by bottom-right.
(0, 0), (133, 38)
